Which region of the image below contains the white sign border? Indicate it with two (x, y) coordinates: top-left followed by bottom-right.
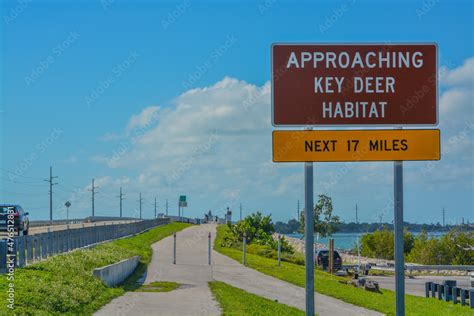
(271, 42), (439, 128)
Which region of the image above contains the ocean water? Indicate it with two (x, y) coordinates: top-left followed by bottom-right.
(286, 232), (446, 251)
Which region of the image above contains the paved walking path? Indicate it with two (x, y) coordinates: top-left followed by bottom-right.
(96, 224), (383, 316)
(212, 241), (382, 316)
(95, 224), (221, 316)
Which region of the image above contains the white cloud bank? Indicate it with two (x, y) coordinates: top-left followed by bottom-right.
(92, 58), (473, 222)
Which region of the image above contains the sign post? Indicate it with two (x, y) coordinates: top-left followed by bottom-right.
(304, 160), (314, 315)
(179, 195), (187, 221)
(271, 43), (438, 316)
(65, 201), (71, 221)
(394, 159), (404, 315)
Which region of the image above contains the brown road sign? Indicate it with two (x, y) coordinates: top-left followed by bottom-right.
(272, 43), (438, 126)
(272, 129), (440, 162)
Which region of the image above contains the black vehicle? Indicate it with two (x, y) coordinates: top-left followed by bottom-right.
(315, 249), (342, 271)
(0, 204), (30, 236)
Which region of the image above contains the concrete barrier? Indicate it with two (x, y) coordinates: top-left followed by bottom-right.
(93, 256), (140, 287)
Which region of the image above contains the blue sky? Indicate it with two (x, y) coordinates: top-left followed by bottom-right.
(0, 0), (473, 224)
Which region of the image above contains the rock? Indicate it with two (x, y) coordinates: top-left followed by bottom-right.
(364, 281), (380, 293)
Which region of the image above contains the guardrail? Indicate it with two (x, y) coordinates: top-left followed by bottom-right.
(29, 216), (141, 227)
(166, 215), (202, 224)
(371, 265), (474, 273)
(425, 281), (473, 308)
(408, 265), (474, 272)
(0, 218), (170, 273)
(29, 219), (85, 227)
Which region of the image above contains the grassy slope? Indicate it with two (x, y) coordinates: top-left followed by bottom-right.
(0, 222), (191, 315)
(209, 281), (305, 316)
(135, 281), (180, 293)
(214, 225), (471, 316)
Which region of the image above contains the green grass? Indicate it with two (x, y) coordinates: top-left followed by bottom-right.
(214, 225), (472, 316)
(0, 222), (191, 315)
(209, 281), (305, 316)
(135, 281), (180, 293)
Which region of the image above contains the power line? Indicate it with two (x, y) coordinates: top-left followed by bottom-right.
(0, 190), (46, 197)
(44, 166), (58, 223)
(0, 176), (46, 187)
(0, 167), (44, 181)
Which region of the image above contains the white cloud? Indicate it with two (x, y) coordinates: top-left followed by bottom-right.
(439, 87), (473, 127)
(92, 57), (473, 222)
(92, 77), (274, 212)
(60, 155), (78, 164)
(440, 57), (474, 87)
(439, 57), (474, 129)
(126, 106), (161, 131)
(98, 132), (122, 141)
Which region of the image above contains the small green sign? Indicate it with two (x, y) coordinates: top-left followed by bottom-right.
(179, 195), (186, 202)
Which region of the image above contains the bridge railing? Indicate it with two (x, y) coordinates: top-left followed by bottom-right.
(29, 216), (141, 227)
(0, 217), (170, 273)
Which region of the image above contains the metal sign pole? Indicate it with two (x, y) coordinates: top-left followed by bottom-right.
(304, 161), (314, 316)
(208, 232), (211, 265)
(277, 235), (281, 267)
(242, 233), (247, 266)
(394, 160), (405, 316)
(173, 232), (177, 264)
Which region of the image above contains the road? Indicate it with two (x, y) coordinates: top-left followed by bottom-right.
(366, 274), (471, 297)
(0, 220), (139, 238)
(97, 224), (382, 316)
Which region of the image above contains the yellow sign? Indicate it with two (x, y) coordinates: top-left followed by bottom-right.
(273, 129), (440, 162)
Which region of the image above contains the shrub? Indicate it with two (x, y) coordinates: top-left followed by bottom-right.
(218, 212), (295, 257)
(360, 229), (414, 260)
(406, 230), (474, 265)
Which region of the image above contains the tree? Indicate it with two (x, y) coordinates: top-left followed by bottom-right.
(274, 219), (301, 234)
(359, 229), (414, 260)
(231, 211), (274, 244)
(299, 194), (340, 237)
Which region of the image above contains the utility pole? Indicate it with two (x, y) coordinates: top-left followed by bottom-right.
(239, 203), (242, 221)
(297, 199), (300, 221)
(89, 179), (98, 217)
(117, 187), (125, 218)
(138, 193), (143, 219)
(166, 199), (168, 216)
(44, 166), (58, 224)
(442, 208), (445, 228)
(154, 197), (157, 219)
(356, 203), (359, 224)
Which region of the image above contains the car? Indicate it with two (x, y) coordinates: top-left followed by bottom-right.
(0, 204), (30, 236)
(315, 249), (342, 271)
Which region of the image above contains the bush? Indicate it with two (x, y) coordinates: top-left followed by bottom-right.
(217, 212), (296, 263)
(360, 229), (414, 260)
(406, 230), (474, 265)
(360, 228), (473, 265)
(246, 243), (304, 265)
